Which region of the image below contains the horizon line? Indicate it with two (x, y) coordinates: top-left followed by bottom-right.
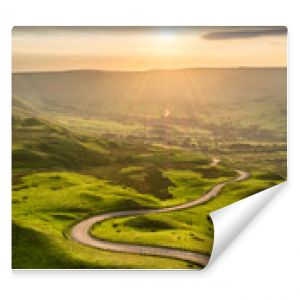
(12, 65), (287, 74)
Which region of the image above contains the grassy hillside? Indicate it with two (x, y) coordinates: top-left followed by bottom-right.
(12, 110), (111, 181)
(12, 172), (190, 269)
(91, 172), (282, 255)
(12, 67), (287, 269)
(13, 68), (286, 130)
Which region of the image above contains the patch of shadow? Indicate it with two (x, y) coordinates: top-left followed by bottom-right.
(124, 216), (176, 232)
(12, 223), (99, 269)
(51, 214), (77, 221)
(49, 175), (62, 180)
(41, 207), (92, 214)
(12, 184), (30, 191)
(255, 172), (285, 181)
(12, 199), (22, 204)
(117, 198), (148, 210)
(118, 167), (174, 200)
(196, 166), (235, 179)
(192, 236), (205, 242)
(79, 192), (103, 202)
(50, 186), (63, 191)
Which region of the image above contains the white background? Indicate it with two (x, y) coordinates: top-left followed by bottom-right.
(0, 0), (299, 299)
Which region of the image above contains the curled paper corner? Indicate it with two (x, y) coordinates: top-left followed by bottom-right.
(207, 181), (287, 266)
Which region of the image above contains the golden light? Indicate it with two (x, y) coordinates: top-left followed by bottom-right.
(158, 31), (177, 43)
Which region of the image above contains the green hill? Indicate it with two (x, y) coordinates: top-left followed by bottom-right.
(12, 68), (287, 131)
(11, 67), (287, 269)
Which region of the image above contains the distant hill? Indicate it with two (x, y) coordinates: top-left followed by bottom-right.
(12, 68), (287, 124)
(12, 67), (287, 194)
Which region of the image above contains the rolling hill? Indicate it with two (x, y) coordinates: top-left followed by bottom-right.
(12, 68), (287, 130)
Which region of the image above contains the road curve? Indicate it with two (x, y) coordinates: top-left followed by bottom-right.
(70, 163), (249, 267)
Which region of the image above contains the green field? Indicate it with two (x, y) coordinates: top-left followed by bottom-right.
(12, 68), (287, 269)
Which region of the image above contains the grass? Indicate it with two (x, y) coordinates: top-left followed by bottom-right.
(12, 68), (287, 269)
(12, 163), (248, 269)
(91, 172), (283, 256)
(11, 111), (286, 268)
(12, 172), (198, 269)
(163, 169), (230, 202)
(12, 223), (191, 269)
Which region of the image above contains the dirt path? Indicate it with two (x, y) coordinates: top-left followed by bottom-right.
(70, 161), (249, 267)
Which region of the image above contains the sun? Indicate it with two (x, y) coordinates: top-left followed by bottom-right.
(158, 31), (177, 42)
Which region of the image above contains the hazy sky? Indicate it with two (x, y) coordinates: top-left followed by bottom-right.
(12, 26), (287, 72)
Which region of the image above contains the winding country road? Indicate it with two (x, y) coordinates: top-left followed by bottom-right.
(71, 161), (249, 267)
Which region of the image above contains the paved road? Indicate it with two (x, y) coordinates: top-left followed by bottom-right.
(70, 161), (249, 267)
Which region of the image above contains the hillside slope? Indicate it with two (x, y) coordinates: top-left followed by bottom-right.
(12, 68), (287, 130)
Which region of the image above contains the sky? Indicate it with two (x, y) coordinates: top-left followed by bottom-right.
(12, 26), (287, 72)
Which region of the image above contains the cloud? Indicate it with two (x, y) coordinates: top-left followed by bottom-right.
(202, 27), (287, 40)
